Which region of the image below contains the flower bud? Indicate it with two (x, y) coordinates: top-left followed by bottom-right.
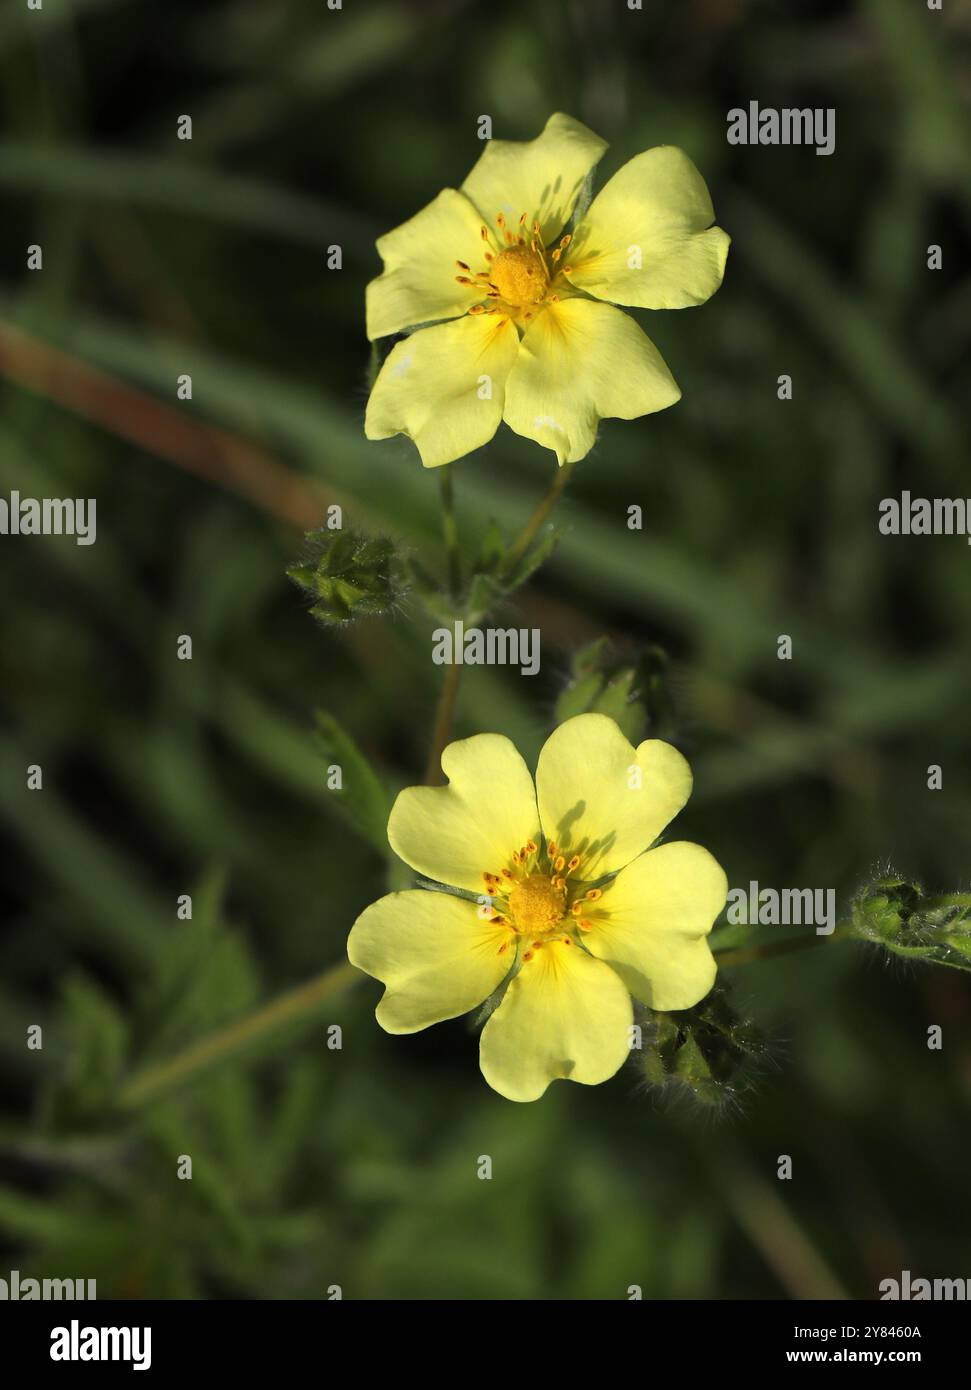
(851, 875), (971, 971)
(637, 985), (767, 1109)
(288, 529), (402, 627)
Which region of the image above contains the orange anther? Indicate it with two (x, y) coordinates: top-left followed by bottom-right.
(585, 888), (602, 901)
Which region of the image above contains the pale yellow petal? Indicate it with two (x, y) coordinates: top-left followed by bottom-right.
(535, 713), (692, 880)
(479, 939), (632, 1102)
(366, 188), (491, 340)
(568, 146), (729, 309)
(501, 297), (680, 464)
(348, 889), (512, 1034)
(365, 313), (519, 468)
(388, 733), (540, 893)
(461, 112), (607, 246)
(583, 841), (725, 1010)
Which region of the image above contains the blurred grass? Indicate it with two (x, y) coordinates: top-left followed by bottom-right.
(0, 0), (969, 1299)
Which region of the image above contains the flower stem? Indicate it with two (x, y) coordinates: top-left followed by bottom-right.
(501, 457), (577, 578)
(439, 463), (461, 598)
(118, 960), (359, 1110)
(423, 661), (463, 785)
(715, 923), (854, 968)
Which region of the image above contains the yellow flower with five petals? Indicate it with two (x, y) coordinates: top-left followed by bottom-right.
(348, 713), (727, 1102)
(364, 113), (729, 468)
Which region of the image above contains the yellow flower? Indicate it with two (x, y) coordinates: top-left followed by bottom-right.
(365, 112), (729, 468)
(348, 713), (727, 1102)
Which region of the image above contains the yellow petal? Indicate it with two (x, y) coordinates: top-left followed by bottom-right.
(348, 889), (512, 1034)
(568, 146), (730, 310)
(461, 112), (607, 246)
(366, 188), (490, 340)
(535, 713), (692, 880)
(479, 939), (632, 1101)
(501, 297), (680, 464)
(365, 313), (519, 468)
(583, 841), (725, 1010)
(388, 733), (540, 892)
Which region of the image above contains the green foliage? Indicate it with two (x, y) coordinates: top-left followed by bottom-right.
(312, 711), (392, 854)
(555, 639), (676, 745)
(406, 523), (560, 625)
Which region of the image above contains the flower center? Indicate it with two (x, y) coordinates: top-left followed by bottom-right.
(489, 246), (549, 307)
(480, 840), (606, 961)
(454, 214), (575, 327)
(507, 873), (566, 933)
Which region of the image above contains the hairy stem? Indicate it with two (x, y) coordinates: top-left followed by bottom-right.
(501, 457), (577, 577)
(715, 923), (854, 968)
(423, 662), (463, 785)
(439, 464), (461, 598)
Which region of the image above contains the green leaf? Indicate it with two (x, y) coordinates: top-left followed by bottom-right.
(554, 638), (676, 744)
(47, 976), (130, 1126)
(313, 711), (392, 854)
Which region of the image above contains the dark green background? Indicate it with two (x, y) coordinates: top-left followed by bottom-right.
(1, 0), (969, 1298)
